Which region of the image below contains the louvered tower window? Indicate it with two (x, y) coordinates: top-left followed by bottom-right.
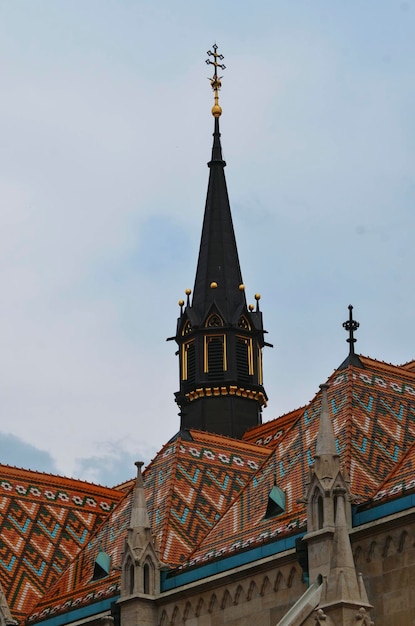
(236, 337), (250, 382)
(182, 341), (196, 383)
(206, 336), (225, 380)
(186, 342), (196, 383)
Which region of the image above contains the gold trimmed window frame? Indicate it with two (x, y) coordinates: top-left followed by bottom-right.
(236, 335), (254, 375)
(258, 345), (263, 384)
(182, 340), (195, 380)
(204, 334), (227, 373)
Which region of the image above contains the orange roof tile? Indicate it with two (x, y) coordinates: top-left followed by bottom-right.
(27, 489), (133, 623)
(5, 354), (415, 624)
(371, 439), (415, 504)
(0, 465), (123, 622)
(184, 358), (415, 564)
(144, 430), (271, 566)
(26, 430), (271, 621)
(243, 406), (305, 446)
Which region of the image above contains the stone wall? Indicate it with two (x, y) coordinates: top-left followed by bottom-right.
(156, 556), (305, 626)
(116, 511), (415, 626)
(351, 511), (415, 626)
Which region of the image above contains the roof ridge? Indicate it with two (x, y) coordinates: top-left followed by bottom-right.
(358, 355), (415, 379)
(400, 359), (415, 369)
(371, 438), (415, 499)
(0, 463), (123, 496)
(243, 405), (307, 439)
(157, 436), (182, 560)
(343, 366), (354, 476)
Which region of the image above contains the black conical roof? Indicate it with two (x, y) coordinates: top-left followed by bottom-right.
(192, 117), (246, 320)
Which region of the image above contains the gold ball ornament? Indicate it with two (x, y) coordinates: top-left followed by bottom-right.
(212, 103), (222, 118)
(210, 281), (218, 289)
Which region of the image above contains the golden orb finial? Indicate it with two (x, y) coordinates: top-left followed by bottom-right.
(212, 103), (222, 118)
(249, 304), (254, 311)
(206, 44), (225, 117)
(255, 293), (261, 301)
(185, 288), (191, 295)
(239, 284), (245, 291)
(178, 299), (184, 307)
(210, 281), (218, 289)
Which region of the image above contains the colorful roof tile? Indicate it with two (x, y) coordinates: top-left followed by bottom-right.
(371, 439), (415, 504)
(183, 358), (415, 565)
(27, 490), (133, 622)
(0, 465), (123, 623)
(143, 430), (271, 566)
(3, 355), (415, 625)
(25, 429), (270, 621)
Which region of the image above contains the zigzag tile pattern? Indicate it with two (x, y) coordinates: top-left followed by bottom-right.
(0, 466), (123, 622)
(144, 431), (271, 566)
(27, 432), (270, 620)
(27, 491), (133, 622)
(4, 356), (415, 623)
(186, 360), (415, 563)
(347, 358), (415, 499)
(372, 440), (415, 504)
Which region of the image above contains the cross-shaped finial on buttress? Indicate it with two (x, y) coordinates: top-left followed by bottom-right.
(342, 304), (359, 355)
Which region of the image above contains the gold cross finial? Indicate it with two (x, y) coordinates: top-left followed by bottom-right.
(206, 44), (226, 118)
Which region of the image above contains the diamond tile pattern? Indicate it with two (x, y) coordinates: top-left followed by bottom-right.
(3, 357), (415, 625)
(0, 466), (123, 622)
(144, 430), (272, 566)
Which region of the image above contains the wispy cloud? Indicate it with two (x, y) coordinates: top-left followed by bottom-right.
(0, 1), (414, 483)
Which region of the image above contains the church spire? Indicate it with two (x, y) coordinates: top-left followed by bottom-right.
(172, 45), (269, 439)
(191, 45), (244, 320)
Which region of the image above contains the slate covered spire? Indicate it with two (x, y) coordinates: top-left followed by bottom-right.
(172, 45), (269, 439)
(191, 115), (246, 321)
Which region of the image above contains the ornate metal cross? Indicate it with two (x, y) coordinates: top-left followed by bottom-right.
(342, 304), (359, 355)
(206, 43), (226, 94)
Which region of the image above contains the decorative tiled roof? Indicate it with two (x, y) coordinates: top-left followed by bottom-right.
(25, 430), (270, 622)
(143, 430), (272, 566)
(0, 465), (123, 623)
(183, 358), (415, 565)
(4, 355), (415, 625)
(243, 407), (304, 447)
(371, 439), (415, 504)
(27, 490), (133, 623)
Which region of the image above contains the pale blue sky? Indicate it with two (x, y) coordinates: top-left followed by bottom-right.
(1, 1), (414, 485)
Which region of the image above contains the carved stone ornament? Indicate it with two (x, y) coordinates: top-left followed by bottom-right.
(355, 606), (374, 625)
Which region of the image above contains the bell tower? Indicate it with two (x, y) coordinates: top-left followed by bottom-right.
(172, 45), (270, 439)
